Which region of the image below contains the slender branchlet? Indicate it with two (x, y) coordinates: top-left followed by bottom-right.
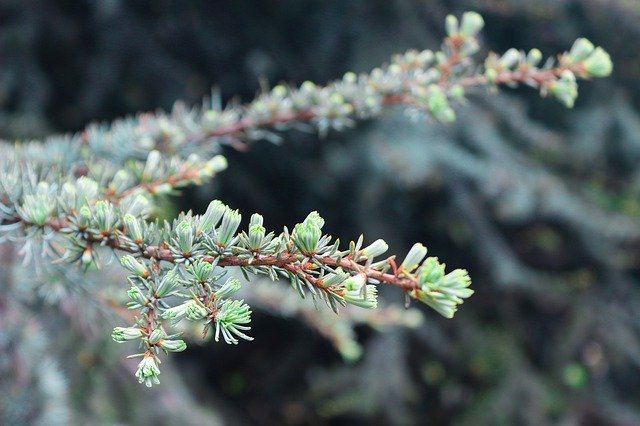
(0, 12), (612, 386)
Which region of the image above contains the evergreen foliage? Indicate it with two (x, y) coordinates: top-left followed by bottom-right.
(0, 7), (614, 417)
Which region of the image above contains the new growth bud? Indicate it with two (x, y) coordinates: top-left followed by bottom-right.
(148, 328), (166, 345)
(199, 200), (226, 233)
(459, 11), (484, 38)
(401, 243), (428, 272)
(202, 155), (228, 178)
(361, 239), (389, 259)
(548, 70), (578, 108)
(124, 214), (144, 243)
(186, 302), (209, 321)
(155, 267), (182, 298)
(127, 286), (148, 308)
(445, 15), (459, 37)
(583, 47), (613, 77)
(569, 38), (595, 63)
(175, 220), (195, 254)
(217, 208), (242, 246)
(426, 85), (455, 123)
(112, 327), (143, 342)
(216, 277), (242, 300)
(120, 255), (148, 277)
(136, 355), (161, 388)
(248, 213), (266, 250)
(293, 211), (324, 255)
(342, 274), (378, 309)
(160, 339), (187, 353)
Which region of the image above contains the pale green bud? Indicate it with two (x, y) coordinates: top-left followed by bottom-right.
(342, 273), (367, 292)
(499, 48), (521, 69)
(361, 239), (389, 259)
(272, 85), (288, 98)
(526, 48), (543, 67)
(160, 300), (193, 322)
(569, 38), (595, 63)
(445, 15), (459, 37)
(300, 81), (316, 92)
(110, 169), (133, 194)
(111, 326), (143, 342)
(143, 150), (162, 179)
(294, 221), (321, 254)
(426, 85), (452, 122)
(548, 71), (578, 108)
(306, 211), (325, 230)
(401, 243), (428, 272)
(77, 206), (92, 228)
(127, 286), (148, 307)
(136, 355), (161, 387)
(215, 277), (242, 300)
(583, 47), (612, 77)
(293, 211), (324, 254)
(343, 71), (357, 84)
(403, 49), (418, 64)
(459, 12), (484, 38)
(120, 255), (148, 277)
(93, 200), (117, 232)
(155, 268), (182, 298)
(186, 302), (209, 321)
(202, 155), (228, 178)
(218, 208), (242, 246)
(199, 200), (226, 233)
(187, 259), (213, 283)
(124, 213), (143, 243)
(175, 220), (194, 254)
(248, 213), (266, 249)
(148, 328), (166, 345)
(344, 284), (378, 309)
(153, 183), (173, 195)
(418, 257), (445, 285)
(160, 339), (187, 353)
(19, 194), (54, 226)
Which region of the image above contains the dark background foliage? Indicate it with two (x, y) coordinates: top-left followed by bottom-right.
(2, 0), (640, 424)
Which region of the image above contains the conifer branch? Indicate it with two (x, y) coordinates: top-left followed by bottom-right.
(0, 11), (613, 387)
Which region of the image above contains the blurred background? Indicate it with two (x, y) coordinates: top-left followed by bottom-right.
(1, 0), (640, 424)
